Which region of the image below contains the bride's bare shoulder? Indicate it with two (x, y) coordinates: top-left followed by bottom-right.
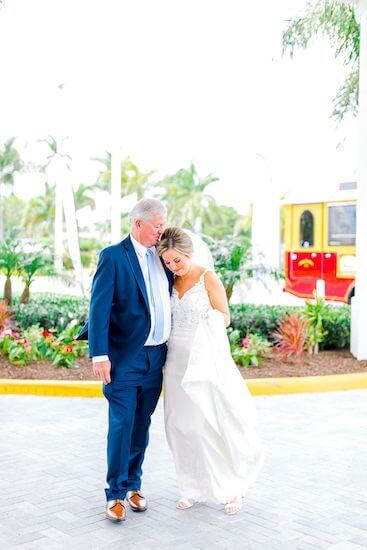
(202, 270), (221, 287)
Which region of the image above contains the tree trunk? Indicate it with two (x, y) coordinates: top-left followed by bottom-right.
(4, 276), (12, 306)
(225, 283), (233, 301)
(0, 182), (3, 241)
(20, 285), (30, 304)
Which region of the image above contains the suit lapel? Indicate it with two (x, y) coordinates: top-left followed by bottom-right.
(123, 235), (150, 311)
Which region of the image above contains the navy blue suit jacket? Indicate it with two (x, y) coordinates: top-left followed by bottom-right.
(77, 235), (174, 373)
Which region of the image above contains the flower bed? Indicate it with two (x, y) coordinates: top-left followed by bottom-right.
(0, 295), (358, 380)
(0, 350), (366, 381)
(0, 322), (88, 368)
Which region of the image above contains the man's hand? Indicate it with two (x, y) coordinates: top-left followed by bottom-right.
(93, 359), (112, 384)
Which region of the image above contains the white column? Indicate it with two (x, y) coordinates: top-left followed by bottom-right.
(251, 154), (280, 270)
(111, 145), (121, 244)
(53, 179), (64, 271)
(351, 0), (367, 358)
(247, 154), (281, 304)
(48, 156), (64, 271)
(62, 172), (84, 295)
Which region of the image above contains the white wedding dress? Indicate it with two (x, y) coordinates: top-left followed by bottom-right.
(164, 270), (264, 504)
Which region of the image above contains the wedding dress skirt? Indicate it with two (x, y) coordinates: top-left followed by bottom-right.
(164, 274), (263, 504)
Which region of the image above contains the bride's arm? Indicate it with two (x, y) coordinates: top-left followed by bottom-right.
(204, 271), (231, 327)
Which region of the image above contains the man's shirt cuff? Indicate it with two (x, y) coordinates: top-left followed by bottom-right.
(92, 355), (109, 363)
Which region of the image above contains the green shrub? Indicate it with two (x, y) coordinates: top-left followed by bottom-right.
(80, 251), (97, 269)
(228, 328), (272, 367)
(229, 304), (350, 350)
(12, 294), (89, 331)
(319, 306), (350, 350)
(0, 321), (88, 367)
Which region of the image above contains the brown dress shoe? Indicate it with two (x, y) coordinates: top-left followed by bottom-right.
(126, 490), (147, 512)
(106, 499), (126, 521)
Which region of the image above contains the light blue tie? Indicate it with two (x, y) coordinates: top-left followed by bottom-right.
(146, 248), (164, 342)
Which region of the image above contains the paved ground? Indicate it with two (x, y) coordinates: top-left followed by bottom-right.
(1, 390), (367, 550)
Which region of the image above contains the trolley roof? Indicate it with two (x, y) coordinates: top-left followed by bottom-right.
(282, 183), (357, 205)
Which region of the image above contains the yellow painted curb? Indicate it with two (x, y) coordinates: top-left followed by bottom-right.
(0, 379), (103, 398)
(246, 372), (367, 395)
(1, 373), (367, 397)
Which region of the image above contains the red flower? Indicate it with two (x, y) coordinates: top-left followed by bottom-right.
(241, 338), (250, 348)
(42, 330), (50, 337)
(65, 345), (74, 353)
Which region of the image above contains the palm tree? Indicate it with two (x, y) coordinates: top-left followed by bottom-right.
(22, 180), (97, 238)
(93, 153), (154, 199)
(160, 163), (220, 232)
(0, 229), (23, 305)
(22, 182), (55, 236)
(39, 135), (72, 170)
(74, 183), (97, 211)
(0, 138), (24, 240)
(19, 252), (53, 304)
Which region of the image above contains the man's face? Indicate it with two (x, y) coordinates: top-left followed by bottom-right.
(135, 212), (166, 248)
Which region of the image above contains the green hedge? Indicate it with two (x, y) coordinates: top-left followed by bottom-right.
(229, 304), (350, 350)
(12, 294), (89, 331)
(11, 295), (350, 350)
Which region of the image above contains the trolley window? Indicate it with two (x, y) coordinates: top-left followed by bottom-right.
(328, 204), (356, 246)
(300, 210), (314, 247)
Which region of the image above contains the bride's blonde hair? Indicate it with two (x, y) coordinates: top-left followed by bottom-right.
(157, 227), (194, 257)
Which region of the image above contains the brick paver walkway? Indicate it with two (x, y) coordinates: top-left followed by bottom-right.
(1, 390), (367, 549)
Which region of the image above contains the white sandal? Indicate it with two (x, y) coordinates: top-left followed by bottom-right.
(224, 497), (243, 515)
(176, 498), (195, 510)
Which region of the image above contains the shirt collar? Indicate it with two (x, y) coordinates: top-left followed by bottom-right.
(130, 234), (154, 258)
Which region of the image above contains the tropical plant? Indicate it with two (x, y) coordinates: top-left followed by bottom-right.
(12, 294), (89, 331)
(272, 314), (310, 363)
(229, 303), (350, 349)
(0, 321), (88, 367)
(228, 328), (272, 367)
(39, 135), (71, 170)
(0, 229), (23, 305)
(93, 153), (153, 199)
(0, 300), (11, 329)
(19, 251), (54, 304)
(202, 204), (242, 239)
(48, 320), (88, 367)
(0, 138), (24, 240)
(160, 163), (220, 232)
(74, 183), (97, 211)
(22, 182), (55, 236)
(3, 195), (26, 235)
(302, 295), (329, 354)
(207, 234), (282, 301)
(207, 235), (251, 300)
(22, 180), (96, 238)
(282, 1), (359, 121)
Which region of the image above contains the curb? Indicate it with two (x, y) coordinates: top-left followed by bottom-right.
(246, 372), (367, 395)
(0, 379), (103, 398)
(1, 373), (367, 397)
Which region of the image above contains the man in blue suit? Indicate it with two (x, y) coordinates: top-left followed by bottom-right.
(78, 198), (173, 522)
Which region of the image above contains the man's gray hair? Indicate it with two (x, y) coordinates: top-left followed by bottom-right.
(130, 198), (167, 224)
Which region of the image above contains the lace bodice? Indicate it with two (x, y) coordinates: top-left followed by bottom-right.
(171, 270), (212, 332)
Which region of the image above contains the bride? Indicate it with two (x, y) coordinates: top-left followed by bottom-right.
(157, 227), (263, 516)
